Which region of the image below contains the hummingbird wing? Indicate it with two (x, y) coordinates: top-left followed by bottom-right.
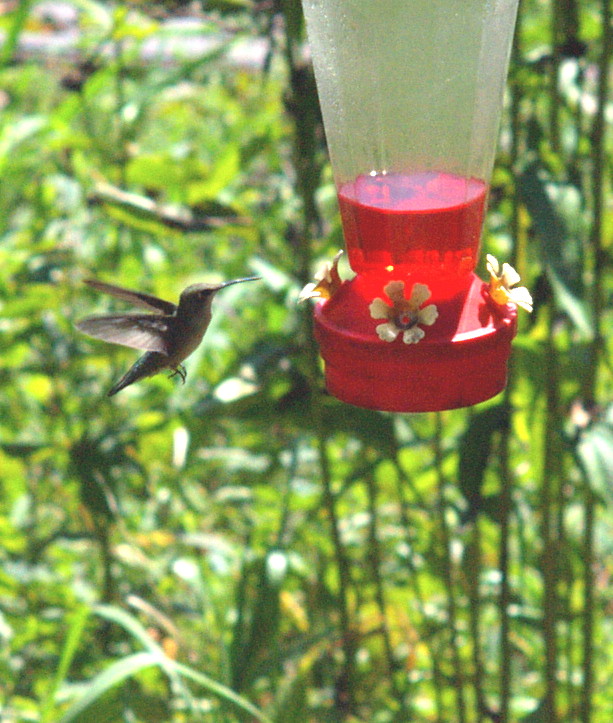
(84, 279), (177, 315)
(75, 314), (172, 354)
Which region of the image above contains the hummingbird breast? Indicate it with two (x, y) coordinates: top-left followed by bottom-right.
(166, 309), (212, 367)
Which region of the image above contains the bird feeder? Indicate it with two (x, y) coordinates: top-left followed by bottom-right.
(302, 0), (521, 412)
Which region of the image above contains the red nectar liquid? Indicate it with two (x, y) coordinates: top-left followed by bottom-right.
(338, 172), (487, 292)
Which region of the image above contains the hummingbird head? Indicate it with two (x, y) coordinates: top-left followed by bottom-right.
(178, 277), (260, 312)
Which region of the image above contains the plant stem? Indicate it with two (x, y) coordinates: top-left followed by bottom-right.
(316, 429), (357, 715)
(0, 0), (33, 66)
(580, 2), (610, 718)
(542, 303), (561, 722)
(394, 459), (445, 722)
(365, 473), (404, 705)
(466, 518), (486, 722)
(434, 413), (467, 723)
(549, 0), (562, 152)
(584, 0), (611, 398)
(499, 421), (513, 723)
(580, 493), (595, 723)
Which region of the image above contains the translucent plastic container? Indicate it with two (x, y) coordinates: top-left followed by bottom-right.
(303, 0), (519, 287)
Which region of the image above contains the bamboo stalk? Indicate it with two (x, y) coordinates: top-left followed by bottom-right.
(466, 519), (486, 722)
(364, 473), (406, 708)
(584, 0), (611, 397)
(542, 303), (561, 722)
(434, 413), (467, 723)
(549, 0), (562, 152)
(394, 459), (446, 722)
(498, 420), (513, 723)
(317, 431), (357, 714)
(580, 494), (595, 723)
(580, 0), (611, 717)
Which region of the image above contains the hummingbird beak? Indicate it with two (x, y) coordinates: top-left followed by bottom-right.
(220, 276), (261, 288)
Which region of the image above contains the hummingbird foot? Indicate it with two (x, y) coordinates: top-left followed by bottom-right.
(169, 364), (187, 384)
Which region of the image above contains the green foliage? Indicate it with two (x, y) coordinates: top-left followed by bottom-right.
(0, 1), (612, 722)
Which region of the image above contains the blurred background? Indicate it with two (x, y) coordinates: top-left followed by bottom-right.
(0, 1), (611, 721)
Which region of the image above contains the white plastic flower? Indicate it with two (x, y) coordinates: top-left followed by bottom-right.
(298, 250), (344, 303)
(486, 254), (533, 312)
(369, 281), (438, 344)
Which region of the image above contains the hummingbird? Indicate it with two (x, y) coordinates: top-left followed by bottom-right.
(75, 276), (260, 396)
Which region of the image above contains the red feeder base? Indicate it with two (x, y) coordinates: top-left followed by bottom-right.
(314, 272), (517, 413)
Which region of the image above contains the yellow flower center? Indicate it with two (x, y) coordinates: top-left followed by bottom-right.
(490, 281), (511, 305)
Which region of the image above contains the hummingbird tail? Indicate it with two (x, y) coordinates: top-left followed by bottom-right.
(107, 352), (166, 396)
(107, 369), (137, 396)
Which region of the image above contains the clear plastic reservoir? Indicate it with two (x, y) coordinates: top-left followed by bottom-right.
(302, 0), (520, 281)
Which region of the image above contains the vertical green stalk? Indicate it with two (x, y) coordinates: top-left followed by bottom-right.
(466, 518), (486, 722)
(394, 459), (445, 722)
(561, 0), (586, 174)
(562, 559), (577, 716)
(580, 1), (611, 719)
(317, 430), (356, 715)
(364, 473), (404, 706)
(0, 0), (33, 66)
(498, 415), (513, 723)
(584, 0), (611, 398)
(112, 35), (129, 187)
(542, 303), (561, 722)
(434, 413), (467, 723)
(556, 456), (573, 718)
(549, 0), (562, 152)
(110, 6), (136, 187)
(580, 493), (595, 723)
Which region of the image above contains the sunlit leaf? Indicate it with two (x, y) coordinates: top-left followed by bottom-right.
(576, 419), (613, 501)
(457, 404), (509, 521)
(517, 161), (592, 336)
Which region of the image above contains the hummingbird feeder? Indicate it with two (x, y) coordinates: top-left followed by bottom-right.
(301, 0), (522, 412)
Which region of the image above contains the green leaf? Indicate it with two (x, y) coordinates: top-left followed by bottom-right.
(90, 182), (246, 235)
(230, 553), (284, 693)
(40, 607), (92, 723)
(517, 161), (592, 336)
(94, 605), (165, 654)
(0, 116), (47, 167)
(518, 701), (547, 722)
(92, 605), (272, 722)
(186, 146), (241, 204)
(320, 398), (397, 457)
(0, 0), (33, 67)
(0, 441), (45, 458)
(576, 420), (613, 501)
(271, 662), (309, 723)
(205, 0), (254, 12)
(165, 659), (273, 722)
(57, 652), (161, 723)
(458, 404), (509, 520)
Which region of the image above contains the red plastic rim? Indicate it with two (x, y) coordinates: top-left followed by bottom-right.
(313, 273), (517, 413)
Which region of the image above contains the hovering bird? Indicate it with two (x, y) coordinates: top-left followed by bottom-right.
(76, 276), (260, 396)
